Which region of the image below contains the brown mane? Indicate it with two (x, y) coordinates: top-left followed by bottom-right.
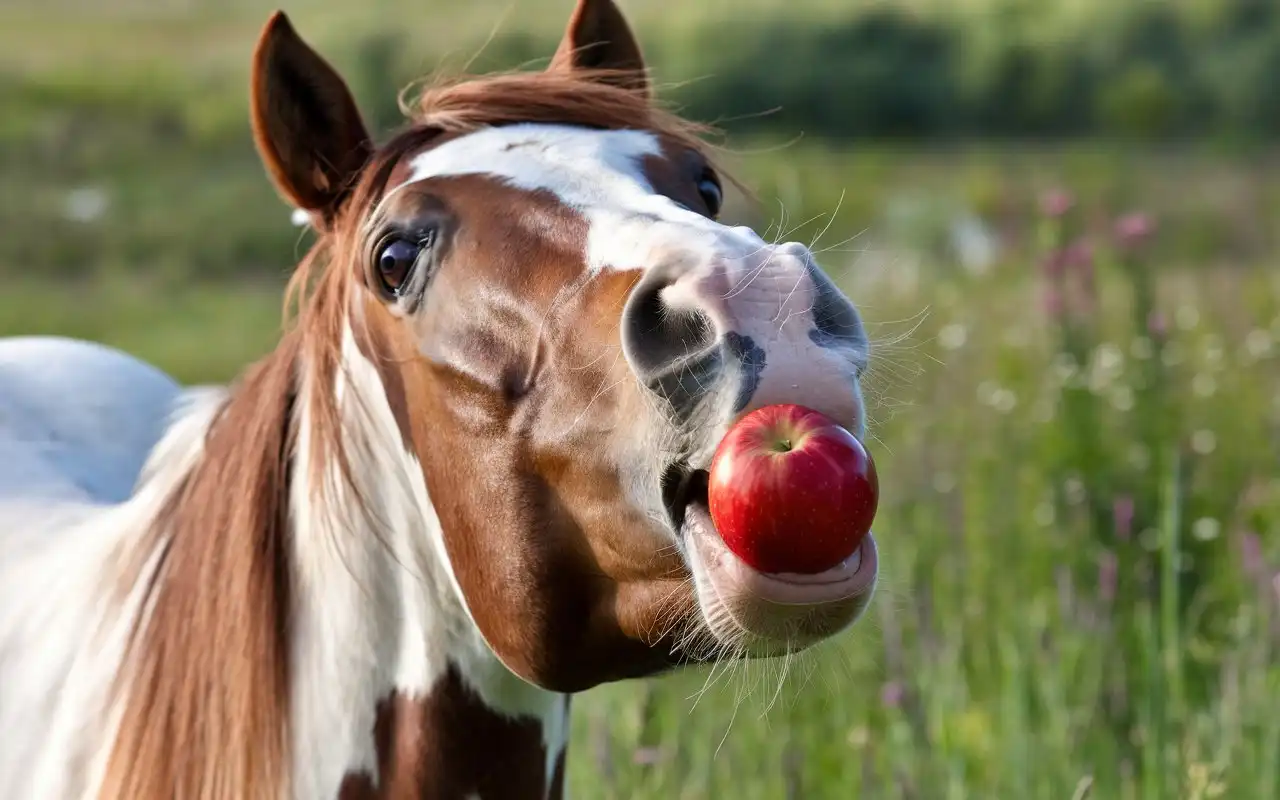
(98, 338), (301, 799)
(407, 68), (713, 146)
(98, 68), (721, 800)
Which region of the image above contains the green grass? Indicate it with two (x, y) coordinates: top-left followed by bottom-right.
(0, 276), (283, 383)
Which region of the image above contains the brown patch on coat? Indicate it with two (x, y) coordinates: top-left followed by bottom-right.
(337, 664), (553, 799)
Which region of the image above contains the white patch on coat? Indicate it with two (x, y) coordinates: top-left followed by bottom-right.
(286, 322), (567, 798)
(404, 123), (738, 274)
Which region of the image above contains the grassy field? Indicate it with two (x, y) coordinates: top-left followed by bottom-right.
(3, 1), (1280, 798)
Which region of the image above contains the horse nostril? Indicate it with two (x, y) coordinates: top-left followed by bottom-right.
(620, 268), (720, 408)
(807, 263), (867, 361)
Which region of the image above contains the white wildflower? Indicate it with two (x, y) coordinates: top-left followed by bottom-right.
(1110, 386), (1134, 411)
(1034, 501), (1056, 527)
(938, 323), (968, 351)
(933, 471), (956, 494)
(64, 186), (108, 223)
(1245, 329), (1273, 360)
(1192, 373), (1217, 398)
(992, 389), (1018, 414)
(1097, 343), (1124, 372)
(1192, 517), (1220, 542)
(1191, 430), (1217, 455)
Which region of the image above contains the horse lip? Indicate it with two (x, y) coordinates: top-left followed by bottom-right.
(684, 503), (878, 607)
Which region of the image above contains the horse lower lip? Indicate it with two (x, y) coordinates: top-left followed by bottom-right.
(685, 504), (877, 605)
(758, 547), (863, 585)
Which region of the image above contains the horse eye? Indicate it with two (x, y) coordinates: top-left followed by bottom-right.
(376, 237), (423, 296)
(696, 172), (723, 218)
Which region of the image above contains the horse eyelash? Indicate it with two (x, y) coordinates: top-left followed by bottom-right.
(395, 246), (436, 309)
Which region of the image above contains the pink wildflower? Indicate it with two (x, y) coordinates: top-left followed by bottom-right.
(1043, 285), (1064, 319)
(1113, 495), (1134, 541)
(1040, 188), (1075, 218)
(1147, 310), (1168, 339)
(1115, 212), (1157, 249)
(1098, 551), (1119, 604)
(1241, 532), (1265, 580)
(881, 681), (904, 709)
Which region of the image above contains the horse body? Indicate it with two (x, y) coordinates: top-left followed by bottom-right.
(0, 2), (882, 798)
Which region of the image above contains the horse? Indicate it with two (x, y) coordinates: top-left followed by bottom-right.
(0, 1), (880, 797)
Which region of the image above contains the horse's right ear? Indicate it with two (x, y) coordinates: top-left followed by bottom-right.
(250, 11), (373, 229)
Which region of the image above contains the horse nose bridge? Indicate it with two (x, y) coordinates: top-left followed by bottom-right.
(717, 242), (820, 331)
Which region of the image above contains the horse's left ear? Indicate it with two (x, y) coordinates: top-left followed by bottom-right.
(548, 0), (649, 98)
(250, 11), (373, 229)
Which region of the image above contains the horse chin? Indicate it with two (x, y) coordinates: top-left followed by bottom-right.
(681, 502), (879, 658)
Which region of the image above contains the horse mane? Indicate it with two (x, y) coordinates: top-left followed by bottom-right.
(407, 68), (714, 148)
(97, 335), (301, 799)
(97, 69), (719, 800)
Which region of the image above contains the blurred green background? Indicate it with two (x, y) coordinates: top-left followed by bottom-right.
(2, 0), (1278, 798)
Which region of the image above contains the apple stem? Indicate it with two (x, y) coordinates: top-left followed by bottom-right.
(773, 438), (793, 453)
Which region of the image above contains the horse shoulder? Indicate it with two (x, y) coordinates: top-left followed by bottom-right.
(0, 336), (187, 504)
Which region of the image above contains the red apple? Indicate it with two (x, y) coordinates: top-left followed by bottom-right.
(707, 403), (878, 575)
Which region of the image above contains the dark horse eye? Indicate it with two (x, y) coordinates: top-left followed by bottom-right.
(375, 237), (424, 296)
(696, 170), (723, 218)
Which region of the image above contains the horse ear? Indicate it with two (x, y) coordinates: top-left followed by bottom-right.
(250, 11), (373, 228)
(548, 0), (649, 98)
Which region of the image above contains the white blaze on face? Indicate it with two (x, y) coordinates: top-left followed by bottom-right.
(403, 124), (752, 274)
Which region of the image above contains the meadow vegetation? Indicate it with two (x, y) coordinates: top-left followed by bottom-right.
(1, 0), (1278, 797)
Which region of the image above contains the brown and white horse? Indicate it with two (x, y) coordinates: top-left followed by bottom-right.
(0, 1), (879, 797)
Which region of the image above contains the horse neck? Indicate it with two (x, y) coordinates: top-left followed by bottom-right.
(289, 321), (571, 799)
